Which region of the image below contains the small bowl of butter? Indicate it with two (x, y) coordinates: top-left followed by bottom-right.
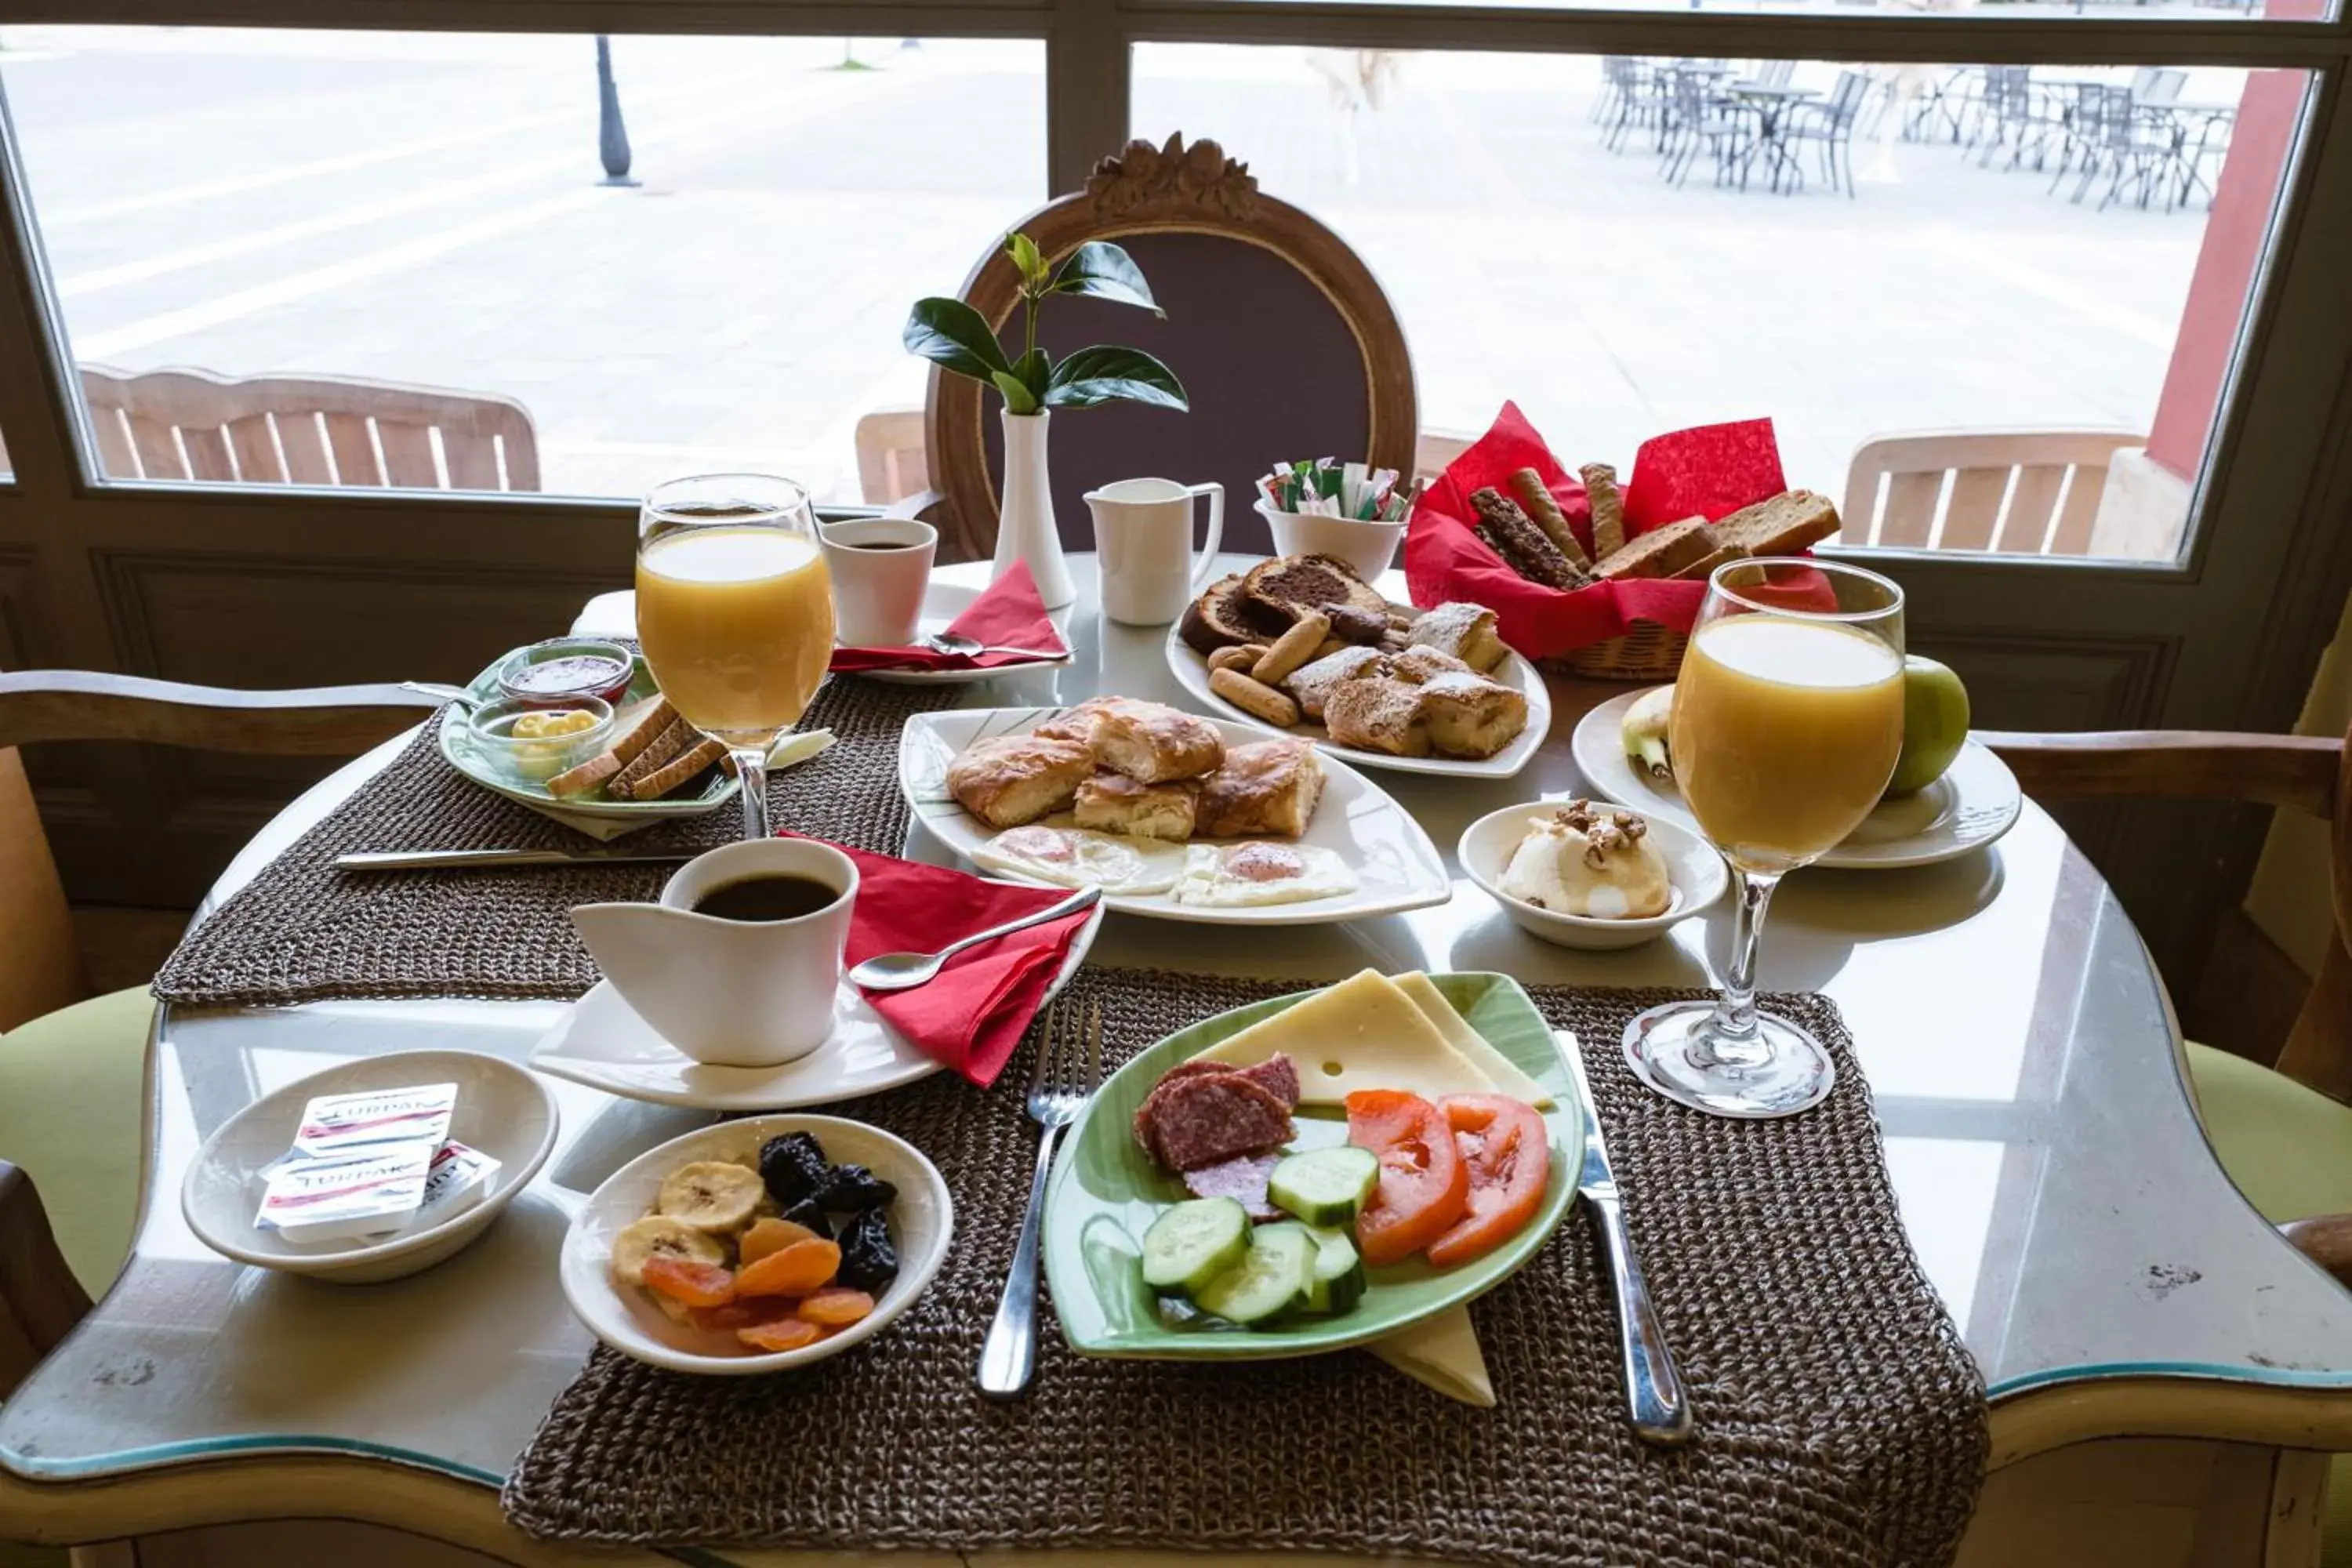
(466, 695), (615, 786)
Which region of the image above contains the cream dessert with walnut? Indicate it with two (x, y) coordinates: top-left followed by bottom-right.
(1497, 800), (1671, 920)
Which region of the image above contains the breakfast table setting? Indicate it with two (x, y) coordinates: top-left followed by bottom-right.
(2, 249), (2348, 1568)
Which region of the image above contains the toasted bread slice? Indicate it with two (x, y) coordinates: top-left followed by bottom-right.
(1594, 517), (1719, 582)
(615, 735), (726, 800)
(1713, 490), (1841, 557)
(1180, 572), (1287, 655)
(1671, 545), (1743, 583)
(546, 695), (675, 799)
(1240, 554), (1388, 627)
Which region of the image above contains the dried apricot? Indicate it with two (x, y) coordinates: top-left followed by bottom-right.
(734, 1237), (841, 1298)
(641, 1255), (735, 1308)
(797, 1287), (875, 1327)
(738, 1216), (820, 1267)
(690, 1297), (798, 1333)
(737, 1318), (823, 1353)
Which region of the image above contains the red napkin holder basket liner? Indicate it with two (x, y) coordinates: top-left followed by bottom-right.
(1403, 405), (1793, 681)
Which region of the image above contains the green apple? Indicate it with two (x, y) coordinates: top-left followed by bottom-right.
(1888, 655), (1970, 797)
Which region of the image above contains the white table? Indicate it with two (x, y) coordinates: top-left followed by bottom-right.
(3, 555), (2347, 1567)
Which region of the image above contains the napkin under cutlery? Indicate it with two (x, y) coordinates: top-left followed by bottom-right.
(829, 562), (1069, 675)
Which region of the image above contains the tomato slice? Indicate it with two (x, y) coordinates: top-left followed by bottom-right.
(1345, 1089), (1471, 1267)
(1426, 1095), (1552, 1269)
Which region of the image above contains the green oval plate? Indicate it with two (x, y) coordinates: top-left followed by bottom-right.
(1041, 972), (1581, 1361)
(437, 648), (740, 822)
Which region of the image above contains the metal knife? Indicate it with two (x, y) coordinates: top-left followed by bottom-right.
(334, 848), (699, 872)
(1559, 1029), (1694, 1447)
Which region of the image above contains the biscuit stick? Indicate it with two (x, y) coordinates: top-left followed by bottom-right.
(1506, 468), (1590, 569)
(1581, 463), (1628, 558)
(1469, 488), (1582, 590)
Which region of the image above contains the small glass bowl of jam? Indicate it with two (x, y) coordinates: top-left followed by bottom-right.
(498, 638), (634, 707)
(466, 696), (615, 786)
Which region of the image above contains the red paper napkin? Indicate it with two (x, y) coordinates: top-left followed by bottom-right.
(829, 561), (1068, 674)
(779, 833), (1092, 1089)
(1403, 403), (1793, 661)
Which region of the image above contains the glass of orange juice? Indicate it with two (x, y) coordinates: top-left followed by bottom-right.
(636, 474), (833, 841)
(1624, 558), (1906, 1118)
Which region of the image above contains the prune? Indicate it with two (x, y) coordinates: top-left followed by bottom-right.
(837, 1208), (898, 1293)
(780, 1197), (832, 1239)
(813, 1163), (898, 1211)
(758, 1132), (830, 1206)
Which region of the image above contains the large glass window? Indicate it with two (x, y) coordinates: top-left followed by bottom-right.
(0, 27), (1046, 504)
(1136, 46), (2299, 562)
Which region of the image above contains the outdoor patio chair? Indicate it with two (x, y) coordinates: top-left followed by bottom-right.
(1784, 71), (1870, 198)
(1660, 68), (1758, 190)
(1601, 57), (1670, 153)
(897, 134), (1417, 562)
(1842, 427), (2141, 554)
(78, 366), (542, 492)
(853, 408), (930, 505)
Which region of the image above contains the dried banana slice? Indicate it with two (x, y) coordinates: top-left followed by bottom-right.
(608, 1215), (726, 1286)
(658, 1160), (766, 1233)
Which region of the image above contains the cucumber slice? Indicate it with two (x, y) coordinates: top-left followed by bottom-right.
(1302, 1225), (1367, 1315)
(1140, 1198), (1251, 1296)
(1194, 1224), (1317, 1327)
(1268, 1145), (1380, 1227)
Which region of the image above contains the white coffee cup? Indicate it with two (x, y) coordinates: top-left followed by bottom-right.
(819, 517), (937, 646)
(1258, 501), (1408, 582)
(568, 838), (858, 1068)
(1085, 477), (1225, 626)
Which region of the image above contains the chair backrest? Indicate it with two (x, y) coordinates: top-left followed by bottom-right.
(1842, 428), (2143, 554)
(2141, 68), (2187, 108)
(923, 135), (1417, 563)
(1828, 71), (1869, 123)
(79, 366), (542, 492)
(1414, 431), (1473, 488)
(0, 671), (442, 1032)
(853, 408), (929, 505)
(1755, 59), (1796, 87)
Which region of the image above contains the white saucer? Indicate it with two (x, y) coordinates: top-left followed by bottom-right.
(529, 900), (1102, 1109)
(849, 581), (1074, 687)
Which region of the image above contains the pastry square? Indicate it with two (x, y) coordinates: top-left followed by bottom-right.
(1407, 601), (1508, 673)
(1287, 645), (1388, 722)
(1416, 673), (1528, 760)
(1388, 644), (1474, 685)
(1073, 771), (1198, 841)
(1195, 739), (1326, 839)
(1321, 677), (1432, 758)
(1092, 698), (1225, 783)
(946, 733), (1097, 829)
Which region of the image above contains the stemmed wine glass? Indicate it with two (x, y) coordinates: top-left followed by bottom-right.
(634, 474), (833, 841)
(1623, 558), (1907, 1119)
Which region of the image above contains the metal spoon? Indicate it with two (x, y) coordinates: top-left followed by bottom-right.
(401, 681), (480, 710)
(924, 630), (1068, 662)
(849, 885), (1102, 991)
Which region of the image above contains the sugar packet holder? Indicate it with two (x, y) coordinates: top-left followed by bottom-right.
(1258, 456), (1417, 523)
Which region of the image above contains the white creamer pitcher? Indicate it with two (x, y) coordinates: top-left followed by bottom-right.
(569, 838), (857, 1068)
(1084, 477), (1225, 626)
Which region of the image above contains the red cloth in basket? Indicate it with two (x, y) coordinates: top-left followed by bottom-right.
(1403, 403), (1791, 661)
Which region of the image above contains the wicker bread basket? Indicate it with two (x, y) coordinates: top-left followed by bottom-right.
(1545, 619), (1690, 682)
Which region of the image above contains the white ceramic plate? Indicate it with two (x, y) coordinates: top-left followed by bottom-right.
(854, 579), (1074, 686)
(182, 1049), (559, 1284)
(529, 898), (1104, 1110)
(898, 706), (1452, 926)
(1457, 802), (1728, 951)
(439, 650), (741, 823)
(561, 1113), (952, 1377)
(1161, 618), (1552, 780)
(1571, 687), (2024, 871)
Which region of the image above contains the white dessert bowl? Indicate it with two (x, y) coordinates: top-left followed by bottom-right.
(1457, 802), (1728, 952)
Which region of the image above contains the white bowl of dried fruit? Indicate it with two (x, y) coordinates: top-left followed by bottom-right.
(1458, 800), (1727, 951)
(560, 1113), (952, 1376)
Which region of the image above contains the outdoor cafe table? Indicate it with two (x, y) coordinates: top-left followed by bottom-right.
(2, 554), (2347, 1566)
(1726, 81), (1820, 191)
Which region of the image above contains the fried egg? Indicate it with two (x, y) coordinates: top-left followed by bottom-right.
(971, 823), (1185, 896)
(1169, 840), (1359, 908)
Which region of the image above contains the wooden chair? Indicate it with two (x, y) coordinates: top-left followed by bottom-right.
(0, 671), (442, 1399)
(78, 366), (543, 492)
(906, 135), (1418, 563)
(1980, 722), (2352, 1287)
(853, 408), (931, 505)
(1414, 430), (1474, 488)
(1843, 429), (2141, 554)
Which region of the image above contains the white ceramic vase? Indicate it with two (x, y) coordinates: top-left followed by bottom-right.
(993, 407), (1076, 610)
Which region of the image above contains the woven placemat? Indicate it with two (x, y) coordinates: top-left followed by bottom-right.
(503, 971), (1987, 1567)
(151, 677), (958, 1007)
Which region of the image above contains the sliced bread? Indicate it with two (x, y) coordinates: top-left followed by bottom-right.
(1713, 490), (1842, 556)
(1594, 516), (1719, 581)
(1180, 572), (1287, 654)
(1240, 554), (1388, 626)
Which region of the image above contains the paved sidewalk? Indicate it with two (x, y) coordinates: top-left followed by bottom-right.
(0, 31), (2234, 510)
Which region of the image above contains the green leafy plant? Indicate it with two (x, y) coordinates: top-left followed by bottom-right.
(903, 234), (1188, 417)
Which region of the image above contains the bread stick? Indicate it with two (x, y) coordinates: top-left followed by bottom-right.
(1210, 666), (1301, 728)
(1507, 467), (1590, 568)
(1581, 464), (1628, 559)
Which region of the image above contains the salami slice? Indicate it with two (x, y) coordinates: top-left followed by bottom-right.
(1132, 1052), (1301, 1167)
(1181, 1152), (1283, 1221)
(1148, 1073), (1294, 1172)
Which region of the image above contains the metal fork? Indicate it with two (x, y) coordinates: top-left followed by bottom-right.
(978, 1000), (1101, 1399)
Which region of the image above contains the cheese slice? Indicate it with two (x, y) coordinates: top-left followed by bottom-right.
(1187, 969), (1494, 1105)
(1392, 971), (1554, 1109)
